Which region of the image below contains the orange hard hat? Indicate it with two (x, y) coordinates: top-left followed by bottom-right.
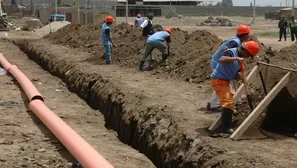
(105, 16), (114, 23)
(164, 28), (172, 35)
(237, 24), (251, 35)
(243, 41), (260, 56)
(137, 14), (141, 17)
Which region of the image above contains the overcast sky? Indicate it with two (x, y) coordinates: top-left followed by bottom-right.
(233, 0), (291, 6)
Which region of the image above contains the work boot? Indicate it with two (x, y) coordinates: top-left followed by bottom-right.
(139, 61), (145, 71)
(278, 39), (281, 42)
(221, 108), (234, 134)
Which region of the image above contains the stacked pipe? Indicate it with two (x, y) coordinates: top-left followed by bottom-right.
(0, 53), (113, 168)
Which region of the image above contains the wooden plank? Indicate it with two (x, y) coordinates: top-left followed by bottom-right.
(230, 72), (291, 140)
(233, 65), (259, 103)
(208, 65), (259, 131)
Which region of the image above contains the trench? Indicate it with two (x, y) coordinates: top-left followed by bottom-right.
(14, 39), (226, 168)
(262, 87), (297, 136)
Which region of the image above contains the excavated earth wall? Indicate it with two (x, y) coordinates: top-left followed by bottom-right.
(13, 39), (290, 168)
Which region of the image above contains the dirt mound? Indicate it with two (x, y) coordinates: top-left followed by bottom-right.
(45, 23), (275, 83)
(163, 29), (222, 83)
(45, 23), (222, 83)
(269, 43), (297, 69)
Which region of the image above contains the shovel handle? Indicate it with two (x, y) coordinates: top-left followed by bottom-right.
(239, 61), (254, 111)
(239, 61), (245, 73)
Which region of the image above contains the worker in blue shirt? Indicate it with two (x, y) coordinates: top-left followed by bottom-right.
(211, 41), (260, 133)
(134, 14), (144, 27)
(101, 16), (115, 64)
(208, 24), (251, 112)
(139, 28), (172, 71)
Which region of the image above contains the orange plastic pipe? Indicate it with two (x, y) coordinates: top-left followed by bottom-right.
(7, 65), (44, 102)
(29, 100), (114, 168)
(0, 53), (11, 70)
(0, 54), (114, 168)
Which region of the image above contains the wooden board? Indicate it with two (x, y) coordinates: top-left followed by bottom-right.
(208, 65), (259, 131)
(230, 72), (291, 140)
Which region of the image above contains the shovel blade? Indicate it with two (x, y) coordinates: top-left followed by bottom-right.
(247, 95), (254, 112)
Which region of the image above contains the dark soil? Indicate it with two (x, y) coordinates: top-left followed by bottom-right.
(262, 87), (297, 135)
(13, 38), (282, 168)
(43, 22), (288, 139)
(44, 23), (223, 83)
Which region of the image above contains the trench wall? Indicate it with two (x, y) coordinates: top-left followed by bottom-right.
(14, 39), (227, 168)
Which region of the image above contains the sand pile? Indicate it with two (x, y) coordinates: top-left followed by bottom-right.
(36, 21), (70, 35)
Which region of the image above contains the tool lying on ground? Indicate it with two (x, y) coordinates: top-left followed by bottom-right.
(240, 61), (254, 112)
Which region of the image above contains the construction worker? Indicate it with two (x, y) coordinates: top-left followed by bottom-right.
(208, 24), (251, 112)
(134, 14), (144, 27)
(101, 16), (115, 64)
(139, 28), (172, 71)
(289, 16), (297, 42)
(278, 16), (288, 42)
(140, 12), (155, 44)
(211, 41), (260, 133)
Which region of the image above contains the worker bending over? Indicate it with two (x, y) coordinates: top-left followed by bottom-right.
(140, 13), (155, 43)
(135, 14), (144, 27)
(211, 41), (260, 133)
(208, 24), (251, 112)
(101, 16), (115, 64)
(139, 28), (172, 71)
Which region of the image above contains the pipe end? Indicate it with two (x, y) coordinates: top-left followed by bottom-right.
(31, 95), (44, 102)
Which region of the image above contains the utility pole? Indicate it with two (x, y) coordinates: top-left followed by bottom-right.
(252, 0), (255, 24)
(125, 0), (128, 23)
(54, 0), (57, 21)
(77, 0), (80, 24)
(293, 0), (295, 17)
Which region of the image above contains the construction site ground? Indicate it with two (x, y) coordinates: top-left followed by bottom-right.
(1, 16), (297, 167)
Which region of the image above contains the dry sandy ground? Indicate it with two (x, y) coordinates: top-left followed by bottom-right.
(1, 16), (296, 167)
(0, 40), (155, 168)
(11, 38), (297, 167)
(117, 16), (292, 50)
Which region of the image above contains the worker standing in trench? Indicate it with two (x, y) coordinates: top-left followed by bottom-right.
(139, 27), (172, 71)
(134, 14), (144, 27)
(101, 16), (116, 64)
(207, 24), (251, 112)
(211, 41), (260, 133)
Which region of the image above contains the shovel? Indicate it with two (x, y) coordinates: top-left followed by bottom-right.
(239, 61), (254, 112)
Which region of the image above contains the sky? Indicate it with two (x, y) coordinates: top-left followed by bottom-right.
(233, 0), (290, 6)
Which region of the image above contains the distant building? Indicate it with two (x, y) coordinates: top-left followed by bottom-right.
(117, 0), (218, 6)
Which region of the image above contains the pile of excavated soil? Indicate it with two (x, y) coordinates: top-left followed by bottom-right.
(269, 43), (297, 69)
(44, 23), (222, 83)
(44, 23), (272, 83)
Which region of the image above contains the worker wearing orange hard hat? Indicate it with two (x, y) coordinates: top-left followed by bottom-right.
(211, 41), (260, 134)
(101, 16), (116, 64)
(139, 27), (172, 71)
(135, 14), (144, 27)
(208, 24), (251, 112)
